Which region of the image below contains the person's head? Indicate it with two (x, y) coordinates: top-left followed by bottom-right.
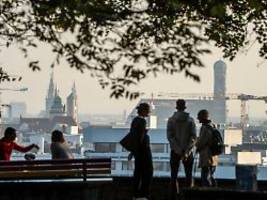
(176, 99), (186, 111)
(4, 127), (17, 141)
(197, 109), (209, 123)
(51, 130), (65, 143)
(136, 103), (150, 117)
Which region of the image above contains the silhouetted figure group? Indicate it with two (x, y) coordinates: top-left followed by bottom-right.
(0, 99), (220, 200)
(0, 128), (73, 161)
(129, 100), (220, 200)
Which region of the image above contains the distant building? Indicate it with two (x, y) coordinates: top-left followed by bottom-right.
(67, 82), (78, 123)
(49, 89), (66, 118)
(45, 73), (78, 123)
(18, 116), (77, 134)
(126, 60), (227, 128)
(9, 102), (27, 119)
(45, 72), (55, 116)
(83, 124), (233, 177)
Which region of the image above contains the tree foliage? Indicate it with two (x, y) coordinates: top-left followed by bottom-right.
(0, 0), (266, 98)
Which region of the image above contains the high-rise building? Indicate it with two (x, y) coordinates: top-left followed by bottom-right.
(214, 60), (227, 99)
(213, 60), (227, 124)
(67, 82), (78, 123)
(45, 72), (55, 116)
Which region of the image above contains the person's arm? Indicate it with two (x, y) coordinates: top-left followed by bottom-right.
(13, 143), (38, 153)
(167, 118), (182, 155)
(190, 120), (197, 142)
(183, 120), (197, 159)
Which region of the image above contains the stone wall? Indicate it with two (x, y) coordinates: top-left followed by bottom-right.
(0, 177), (267, 200)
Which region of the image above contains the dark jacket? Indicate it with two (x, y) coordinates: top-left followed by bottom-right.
(167, 111), (196, 156)
(130, 116), (149, 152)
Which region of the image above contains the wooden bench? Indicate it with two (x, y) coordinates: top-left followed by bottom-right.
(0, 158), (111, 181)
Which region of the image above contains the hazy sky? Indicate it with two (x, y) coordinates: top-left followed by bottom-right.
(1, 42), (267, 118)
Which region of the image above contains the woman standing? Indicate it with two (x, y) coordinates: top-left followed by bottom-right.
(196, 109), (218, 187)
(130, 103), (153, 200)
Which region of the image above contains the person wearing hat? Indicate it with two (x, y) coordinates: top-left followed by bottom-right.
(130, 102), (153, 200)
(167, 99), (196, 200)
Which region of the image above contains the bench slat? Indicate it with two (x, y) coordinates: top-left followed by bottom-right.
(0, 158), (111, 181)
(0, 169), (111, 179)
(0, 158), (111, 166)
(0, 163), (110, 171)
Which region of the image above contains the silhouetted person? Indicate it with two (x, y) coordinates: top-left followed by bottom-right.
(196, 109), (218, 187)
(131, 103), (153, 200)
(167, 99), (196, 200)
(50, 130), (74, 159)
(0, 127), (39, 161)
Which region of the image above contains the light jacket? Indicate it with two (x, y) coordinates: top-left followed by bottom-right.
(196, 122), (218, 167)
(167, 111), (196, 156)
(50, 142), (74, 159)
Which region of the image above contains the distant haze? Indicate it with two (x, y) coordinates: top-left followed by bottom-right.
(1, 43), (267, 119)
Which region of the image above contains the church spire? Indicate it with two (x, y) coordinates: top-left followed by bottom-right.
(48, 72), (55, 99)
(72, 81), (77, 95)
(67, 81), (78, 123)
(54, 84), (59, 96)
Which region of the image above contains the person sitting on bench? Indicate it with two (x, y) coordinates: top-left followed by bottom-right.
(0, 127), (39, 161)
(50, 130), (74, 159)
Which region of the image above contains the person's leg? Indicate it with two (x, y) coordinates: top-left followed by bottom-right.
(170, 150), (181, 200)
(210, 166), (217, 187)
(133, 152), (142, 198)
(182, 153), (194, 187)
(201, 167), (211, 187)
(140, 147), (153, 199)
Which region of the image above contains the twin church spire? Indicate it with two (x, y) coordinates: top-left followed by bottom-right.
(45, 72), (78, 122)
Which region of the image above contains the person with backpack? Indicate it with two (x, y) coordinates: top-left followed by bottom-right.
(167, 99), (196, 200)
(196, 109), (221, 187)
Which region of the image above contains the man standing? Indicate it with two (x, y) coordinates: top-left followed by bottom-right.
(167, 99), (196, 200)
(196, 109), (218, 187)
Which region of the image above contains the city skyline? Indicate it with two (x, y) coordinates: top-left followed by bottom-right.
(0, 43), (267, 118)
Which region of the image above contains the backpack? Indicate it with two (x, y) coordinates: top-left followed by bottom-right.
(206, 125), (224, 156)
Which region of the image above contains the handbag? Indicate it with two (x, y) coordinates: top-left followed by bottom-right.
(119, 132), (138, 152)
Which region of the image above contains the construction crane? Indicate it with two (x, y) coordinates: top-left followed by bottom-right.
(225, 94), (267, 128)
(155, 92), (267, 128)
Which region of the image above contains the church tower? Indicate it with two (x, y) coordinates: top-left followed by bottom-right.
(46, 72), (55, 116)
(67, 82), (78, 123)
(49, 88), (65, 118)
